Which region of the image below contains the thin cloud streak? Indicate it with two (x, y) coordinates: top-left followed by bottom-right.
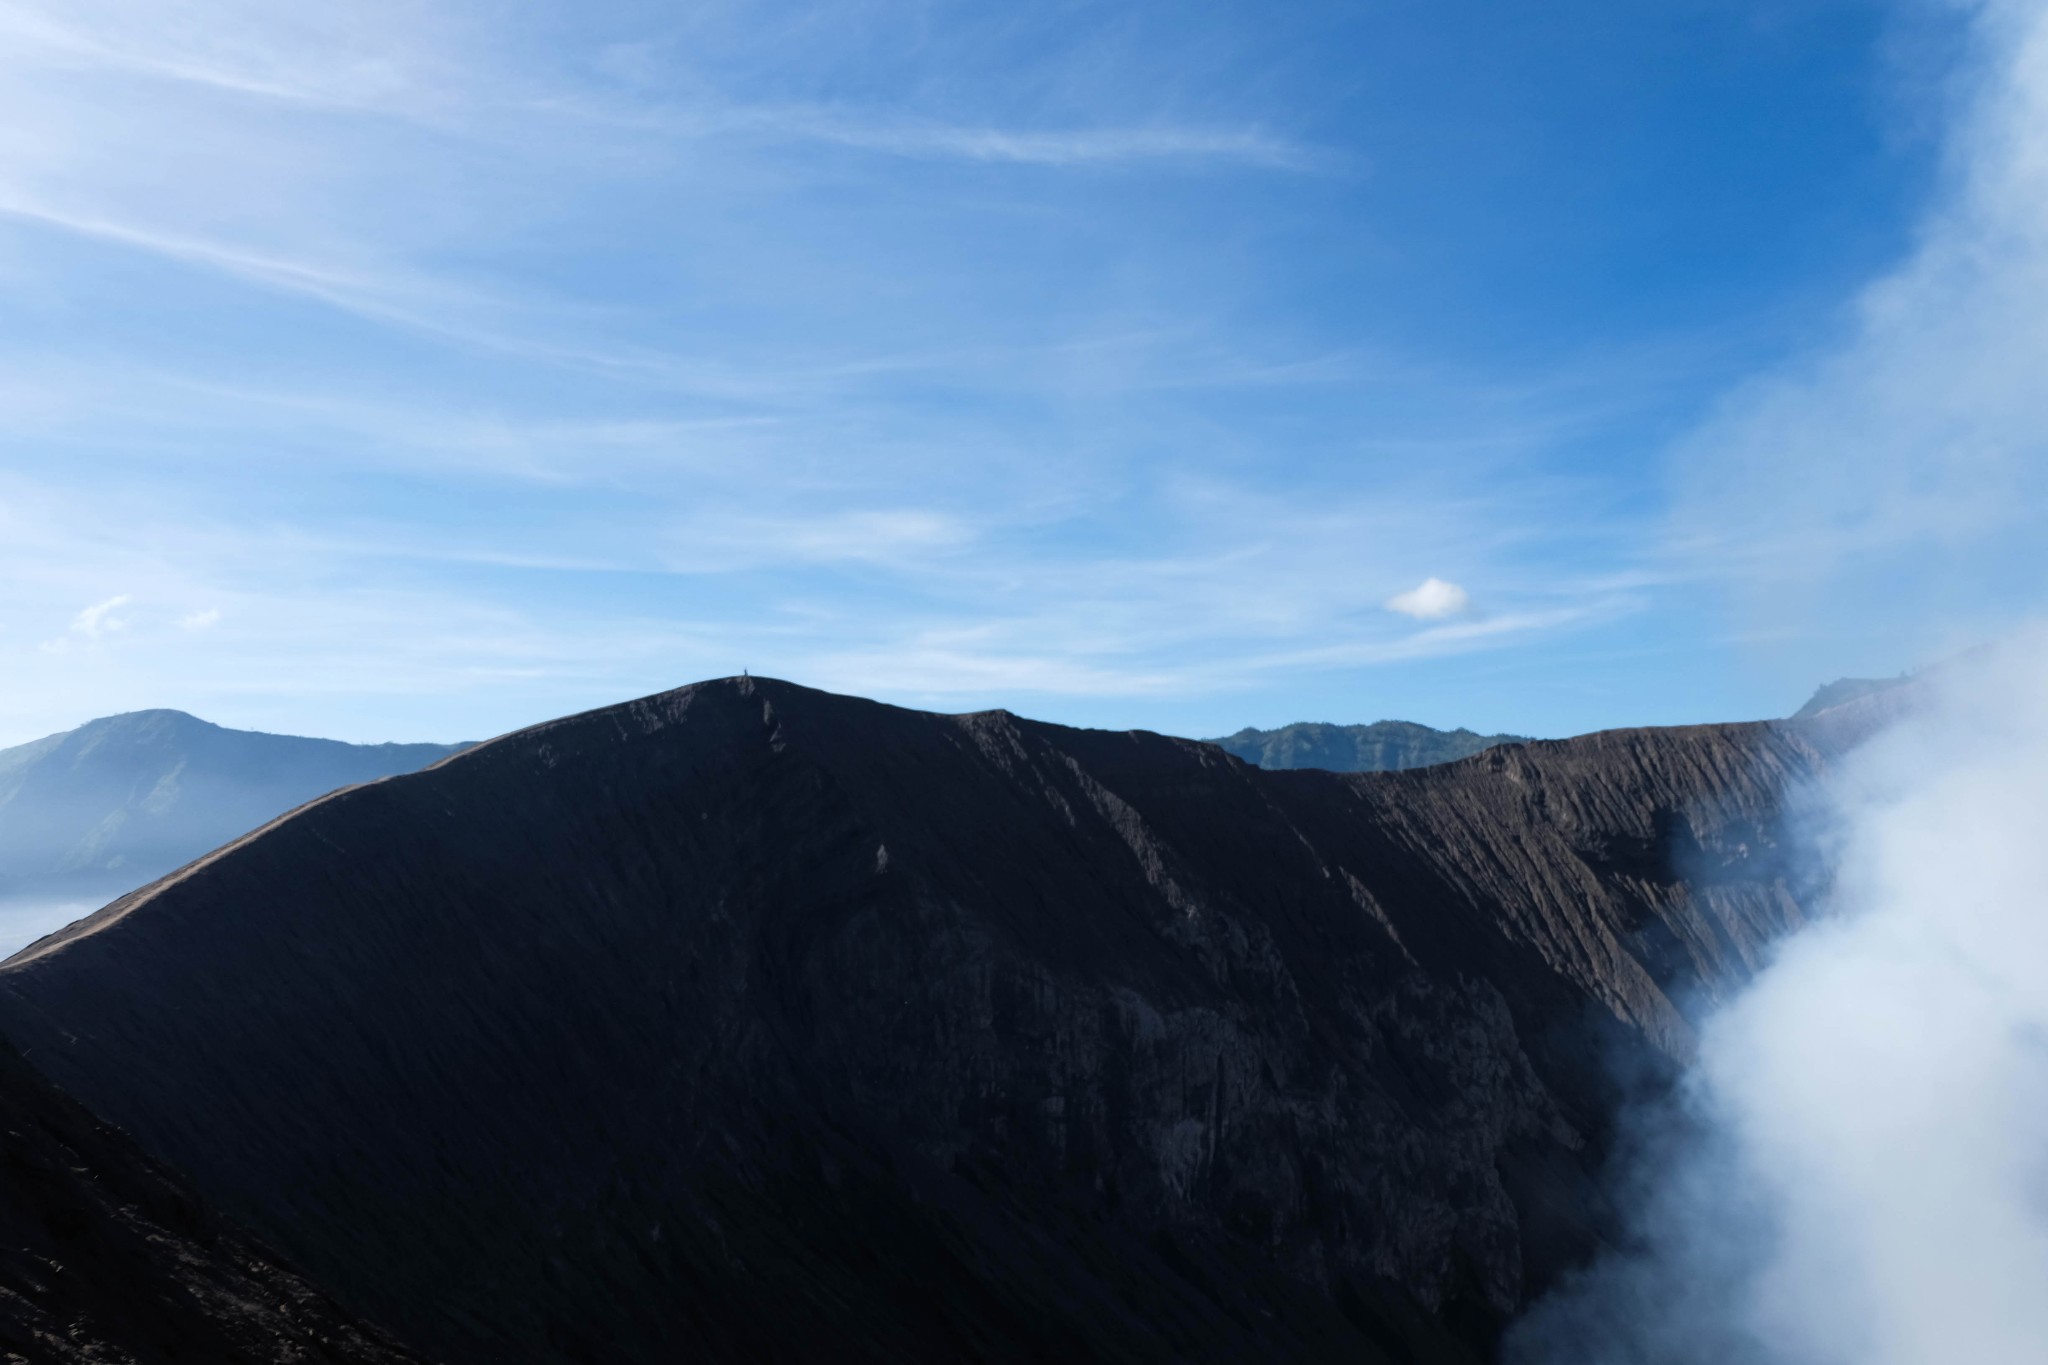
(809, 603), (1625, 703)
(0, 3), (440, 115)
(1, 1), (1313, 170)
(744, 108), (1316, 169)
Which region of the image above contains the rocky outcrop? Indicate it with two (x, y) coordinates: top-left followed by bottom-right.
(0, 1036), (429, 1364)
(0, 679), (1836, 1363)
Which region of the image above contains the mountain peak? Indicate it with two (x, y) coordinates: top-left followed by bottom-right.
(84, 708), (208, 725)
(0, 682), (1833, 1363)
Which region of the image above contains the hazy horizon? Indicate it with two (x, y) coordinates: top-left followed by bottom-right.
(0, 672), (1857, 754)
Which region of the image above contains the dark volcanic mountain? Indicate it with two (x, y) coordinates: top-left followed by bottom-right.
(1209, 720), (1531, 772)
(0, 1035), (428, 1363)
(0, 710), (465, 927)
(0, 679), (1834, 1363)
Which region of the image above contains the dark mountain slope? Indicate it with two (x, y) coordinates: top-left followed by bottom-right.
(0, 1036), (429, 1364)
(1208, 719), (1531, 772)
(0, 679), (1831, 1364)
(0, 709), (465, 908)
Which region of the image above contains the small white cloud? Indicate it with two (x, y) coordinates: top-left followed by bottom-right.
(179, 607), (222, 630)
(71, 594), (132, 638)
(1384, 577), (1470, 620)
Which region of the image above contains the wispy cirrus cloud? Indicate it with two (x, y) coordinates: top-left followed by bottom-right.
(0, 426), (1633, 743)
(742, 109), (1313, 169)
(3, 0), (1318, 166)
(814, 603), (1624, 703)
(0, 0), (1794, 746)
(0, 0), (1316, 394)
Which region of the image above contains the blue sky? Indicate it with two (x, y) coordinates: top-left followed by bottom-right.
(3, 0), (2045, 747)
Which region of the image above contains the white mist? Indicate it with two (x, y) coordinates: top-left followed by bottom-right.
(1517, 0), (2048, 1349)
(1516, 632), (2048, 1363)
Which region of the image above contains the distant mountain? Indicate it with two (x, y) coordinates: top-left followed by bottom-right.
(0, 678), (1842, 1363)
(1208, 718), (1531, 772)
(0, 710), (466, 910)
(1790, 675), (1911, 719)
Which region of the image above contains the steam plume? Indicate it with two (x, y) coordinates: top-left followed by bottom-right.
(1513, 633), (2048, 1363)
(1515, 0), (2048, 1353)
